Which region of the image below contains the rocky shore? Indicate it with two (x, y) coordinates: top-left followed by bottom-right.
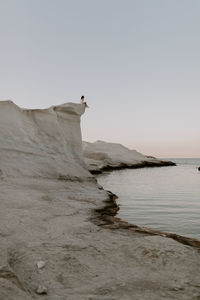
(0, 101), (200, 300)
(83, 141), (176, 174)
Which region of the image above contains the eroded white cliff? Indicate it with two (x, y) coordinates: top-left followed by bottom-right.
(83, 140), (175, 172)
(0, 101), (90, 179)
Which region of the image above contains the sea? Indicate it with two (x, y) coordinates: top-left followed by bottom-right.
(97, 158), (200, 240)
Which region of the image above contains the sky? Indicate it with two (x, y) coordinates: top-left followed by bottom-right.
(0, 0), (199, 158)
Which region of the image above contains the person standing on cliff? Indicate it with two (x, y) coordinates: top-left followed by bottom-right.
(80, 95), (89, 108)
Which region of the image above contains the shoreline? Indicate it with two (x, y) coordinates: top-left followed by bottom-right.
(90, 160), (176, 174)
(1, 102), (200, 299)
(93, 190), (200, 249)
(92, 164), (200, 249)
(2, 176), (200, 299)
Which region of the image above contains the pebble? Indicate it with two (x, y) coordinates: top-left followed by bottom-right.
(36, 260), (46, 269)
(36, 285), (48, 295)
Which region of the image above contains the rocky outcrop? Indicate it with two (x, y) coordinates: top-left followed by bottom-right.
(83, 140), (175, 173)
(0, 101), (200, 300)
(0, 101), (91, 180)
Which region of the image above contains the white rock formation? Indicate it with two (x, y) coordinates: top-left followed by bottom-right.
(0, 101), (199, 300)
(0, 101), (90, 180)
(83, 140), (175, 173)
(36, 260), (46, 269)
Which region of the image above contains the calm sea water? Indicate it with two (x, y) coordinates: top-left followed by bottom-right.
(97, 158), (200, 240)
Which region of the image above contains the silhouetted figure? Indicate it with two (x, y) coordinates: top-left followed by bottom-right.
(80, 95), (89, 108)
(198, 166), (200, 171)
(80, 95), (85, 104)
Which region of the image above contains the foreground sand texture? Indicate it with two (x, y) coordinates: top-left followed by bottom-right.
(83, 141), (175, 173)
(0, 101), (200, 300)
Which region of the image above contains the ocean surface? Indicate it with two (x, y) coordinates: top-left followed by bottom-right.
(97, 158), (200, 240)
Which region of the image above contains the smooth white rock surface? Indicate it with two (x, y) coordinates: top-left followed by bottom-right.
(0, 101), (90, 179)
(83, 140), (170, 172)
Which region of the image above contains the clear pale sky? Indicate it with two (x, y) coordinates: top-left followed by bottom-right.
(0, 0), (199, 158)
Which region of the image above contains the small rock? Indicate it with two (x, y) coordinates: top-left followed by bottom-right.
(36, 260), (46, 269)
(36, 285), (48, 295)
